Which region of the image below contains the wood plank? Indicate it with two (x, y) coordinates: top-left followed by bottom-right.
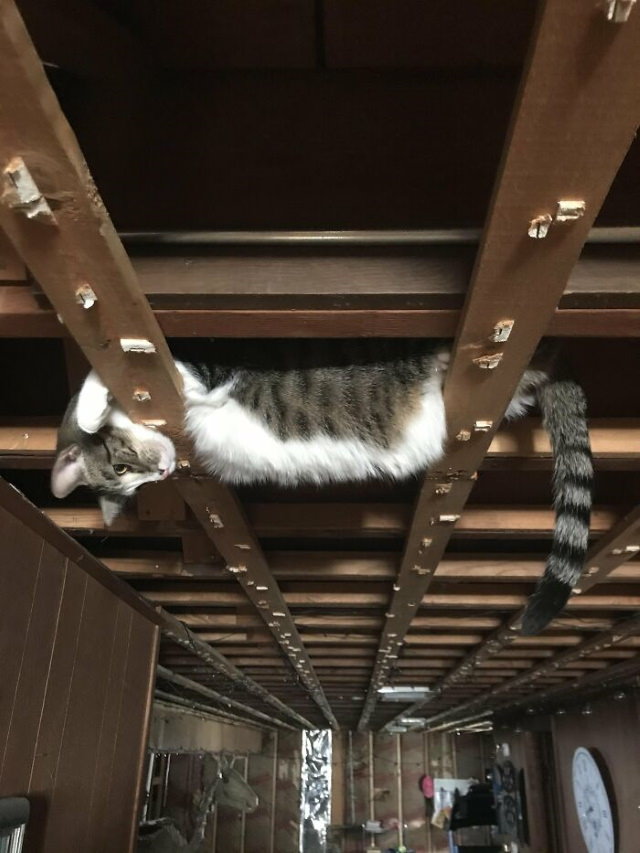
(42, 577), (119, 851)
(358, 0), (640, 729)
(0, 3), (184, 434)
(3, 417), (638, 467)
(0, 228), (24, 279)
(423, 612), (640, 729)
(176, 478), (338, 729)
(3, 284), (640, 337)
(0, 509), (44, 769)
(157, 607), (316, 729)
(0, 544), (66, 792)
(575, 504), (640, 593)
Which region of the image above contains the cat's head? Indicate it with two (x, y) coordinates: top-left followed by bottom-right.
(51, 398), (176, 525)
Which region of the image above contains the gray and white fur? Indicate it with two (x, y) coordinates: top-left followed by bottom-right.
(51, 339), (593, 634)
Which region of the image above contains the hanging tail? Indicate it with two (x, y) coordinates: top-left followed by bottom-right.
(520, 378), (593, 635)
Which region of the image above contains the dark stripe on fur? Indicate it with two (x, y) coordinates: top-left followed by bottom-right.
(521, 378), (593, 635)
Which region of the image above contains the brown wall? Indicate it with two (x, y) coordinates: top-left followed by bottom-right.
(552, 692), (640, 853)
(0, 478), (159, 853)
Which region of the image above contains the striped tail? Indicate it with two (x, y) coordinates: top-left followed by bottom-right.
(520, 378), (593, 635)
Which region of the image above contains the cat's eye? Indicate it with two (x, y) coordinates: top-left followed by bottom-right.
(113, 464), (132, 476)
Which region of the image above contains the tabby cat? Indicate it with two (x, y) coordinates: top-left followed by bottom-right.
(51, 339), (592, 634)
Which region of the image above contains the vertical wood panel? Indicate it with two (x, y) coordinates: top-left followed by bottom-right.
(0, 546), (67, 792)
(0, 481), (159, 853)
(26, 567), (88, 852)
(552, 692), (640, 853)
(43, 578), (120, 852)
(102, 611), (159, 853)
(0, 510), (43, 764)
(86, 603), (132, 846)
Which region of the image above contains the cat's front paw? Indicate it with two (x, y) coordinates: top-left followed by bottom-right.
(76, 371), (112, 434)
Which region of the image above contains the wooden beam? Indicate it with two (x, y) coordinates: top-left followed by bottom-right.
(358, 0), (640, 730)
(176, 478), (339, 729)
(412, 612), (640, 733)
(2, 417), (638, 470)
(574, 504), (640, 593)
(157, 608), (315, 729)
(0, 228), (24, 279)
(38, 503), (622, 539)
(2, 284), (640, 338)
(0, 1), (335, 727)
(155, 665), (295, 732)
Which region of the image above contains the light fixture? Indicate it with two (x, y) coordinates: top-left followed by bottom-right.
(377, 686), (432, 703)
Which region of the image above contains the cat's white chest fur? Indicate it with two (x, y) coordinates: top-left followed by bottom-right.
(178, 363), (447, 486)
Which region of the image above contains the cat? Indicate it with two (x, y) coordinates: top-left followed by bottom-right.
(50, 339), (593, 634)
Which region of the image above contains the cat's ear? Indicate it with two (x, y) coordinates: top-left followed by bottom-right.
(76, 370), (112, 434)
(98, 494), (127, 526)
(51, 445), (87, 498)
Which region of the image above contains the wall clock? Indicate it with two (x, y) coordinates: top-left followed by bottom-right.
(572, 747), (615, 853)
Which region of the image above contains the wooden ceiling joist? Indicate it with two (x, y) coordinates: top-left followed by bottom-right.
(2, 284), (640, 339)
(409, 612), (640, 733)
(358, 0), (640, 729)
(431, 654), (640, 734)
(0, 0), (335, 727)
(155, 665), (295, 732)
(574, 503), (640, 593)
(2, 417), (639, 469)
(157, 607), (316, 729)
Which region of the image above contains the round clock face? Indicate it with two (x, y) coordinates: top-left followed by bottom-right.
(572, 748), (615, 853)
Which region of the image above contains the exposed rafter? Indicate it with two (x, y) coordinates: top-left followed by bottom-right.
(0, 0), (335, 727)
(155, 665), (296, 732)
(358, 0), (640, 729)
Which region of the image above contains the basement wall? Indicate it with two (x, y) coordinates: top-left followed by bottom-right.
(331, 730), (489, 853)
(0, 478), (159, 853)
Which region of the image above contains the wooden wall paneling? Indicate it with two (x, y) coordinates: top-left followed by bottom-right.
(100, 609), (159, 852)
(0, 0), (332, 725)
(358, 0), (640, 730)
(552, 691), (640, 853)
(0, 482), (159, 853)
(41, 575), (123, 850)
(0, 541), (67, 792)
(0, 509), (48, 765)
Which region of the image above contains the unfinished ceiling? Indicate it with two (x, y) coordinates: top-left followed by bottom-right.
(1, 0), (640, 732)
